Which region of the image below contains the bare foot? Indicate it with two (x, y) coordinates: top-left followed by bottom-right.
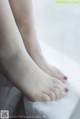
(0, 53), (68, 101)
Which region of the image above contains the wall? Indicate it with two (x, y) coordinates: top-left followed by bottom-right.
(32, 0), (80, 64)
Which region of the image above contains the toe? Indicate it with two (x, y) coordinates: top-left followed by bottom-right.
(53, 87), (61, 99)
(51, 67), (68, 82)
(43, 90), (56, 101)
(32, 93), (51, 102)
(60, 86), (69, 96)
(50, 92), (56, 100)
(55, 86), (69, 98)
(64, 87), (69, 93)
(40, 93), (51, 101)
(49, 78), (69, 99)
(54, 74), (67, 83)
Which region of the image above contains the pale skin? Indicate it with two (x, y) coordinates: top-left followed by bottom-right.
(0, 0), (69, 101)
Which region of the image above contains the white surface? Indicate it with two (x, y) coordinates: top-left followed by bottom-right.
(24, 42), (80, 119)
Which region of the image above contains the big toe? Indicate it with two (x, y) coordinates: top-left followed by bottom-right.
(51, 86), (69, 99)
(51, 67), (68, 83)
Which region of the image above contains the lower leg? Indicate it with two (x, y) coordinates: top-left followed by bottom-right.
(9, 0), (68, 82)
(9, 0), (42, 58)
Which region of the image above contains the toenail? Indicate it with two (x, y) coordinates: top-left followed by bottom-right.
(65, 88), (69, 92)
(64, 76), (68, 80)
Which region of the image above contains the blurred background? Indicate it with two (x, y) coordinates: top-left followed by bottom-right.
(32, 0), (80, 64)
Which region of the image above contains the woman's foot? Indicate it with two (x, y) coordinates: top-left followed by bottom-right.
(0, 0), (68, 102)
(9, 0), (68, 83)
(0, 53), (68, 101)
